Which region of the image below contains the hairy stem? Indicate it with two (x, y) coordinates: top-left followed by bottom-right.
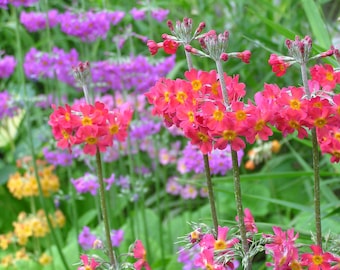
(300, 62), (322, 247)
(184, 45), (219, 236)
(215, 60), (250, 269)
(95, 150), (116, 267)
(203, 154), (219, 235)
(231, 150), (250, 269)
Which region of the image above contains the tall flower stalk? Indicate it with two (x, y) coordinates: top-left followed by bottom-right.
(300, 61), (322, 247)
(160, 18), (220, 235)
(215, 57), (250, 269)
(268, 36), (336, 248)
(147, 18), (252, 268)
(72, 62), (117, 267)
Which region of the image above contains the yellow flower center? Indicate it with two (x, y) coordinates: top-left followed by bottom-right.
(289, 120), (300, 129)
(85, 137), (97, 145)
(198, 132), (209, 142)
(82, 116), (92, 126)
(192, 80), (202, 91)
(213, 110), (224, 121)
(222, 130), (236, 141)
(109, 124), (119, 135)
(65, 112), (70, 121)
(235, 110), (246, 121)
(188, 111), (194, 122)
(61, 130), (69, 139)
(176, 91), (187, 104)
(214, 239), (227, 250)
(325, 71), (334, 81)
(314, 118), (326, 128)
(312, 255), (323, 265)
(164, 91), (170, 102)
(290, 99), (301, 110)
(255, 119), (265, 131)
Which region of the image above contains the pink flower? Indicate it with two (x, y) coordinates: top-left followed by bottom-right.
(78, 254), (100, 270)
(133, 240), (151, 270)
(268, 54), (290, 77)
(301, 245), (333, 270)
(235, 208), (258, 234)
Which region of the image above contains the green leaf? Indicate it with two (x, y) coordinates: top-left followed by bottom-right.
(301, 0), (331, 48)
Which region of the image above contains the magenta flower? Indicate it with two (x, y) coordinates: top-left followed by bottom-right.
(110, 229), (124, 247)
(78, 254), (100, 270)
(151, 8), (169, 22)
(130, 7), (145, 20)
(78, 226), (96, 250)
(0, 55), (16, 78)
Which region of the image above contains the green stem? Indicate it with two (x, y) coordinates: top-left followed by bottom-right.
(153, 136), (165, 268)
(231, 150), (250, 269)
(184, 43), (218, 239)
(67, 167), (80, 256)
(215, 59), (250, 269)
(95, 150), (116, 267)
(300, 62), (322, 247)
(311, 128), (322, 247)
(215, 59), (229, 106)
(185, 50), (194, 71)
(203, 154), (219, 236)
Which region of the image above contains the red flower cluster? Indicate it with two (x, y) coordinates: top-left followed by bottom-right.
(258, 63), (340, 162)
(146, 63), (340, 162)
(48, 101), (133, 155)
(145, 68), (273, 154)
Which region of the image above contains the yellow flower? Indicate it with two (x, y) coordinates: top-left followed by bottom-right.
(0, 233), (12, 250)
(1, 254), (13, 267)
(38, 253), (52, 265)
(15, 247), (29, 260)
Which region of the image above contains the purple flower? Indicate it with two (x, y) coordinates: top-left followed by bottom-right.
(0, 91), (18, 120)
(166, 177), (182, 196)
(91, 55), (175, 93)
(78, 226), (96, 250)
(0, 0), (8, 9)
(107, 10), (125, 25)
(110, 229), (124, 247)
(181, 185), (198, 200)
(59, 11), (123, 42)
(178, 245), (201, 270)
(20, 10), (59, 32)
(117, 175), (130, 189)
(199, 187), (208, 198)
(24, 47), (78, 85)
(151, 8), (169, 22)
(0, 55), (16, 78)
(102, 144), (121, 162)
(177, 143), (243, 176)
(130, 116), (162, 140)
(43, 147), (73, 167)
(130, 7), (145, 20)
(9, 0), (39, 7)
(71, 173), (99, 195)
(104, 173), (115, 190)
